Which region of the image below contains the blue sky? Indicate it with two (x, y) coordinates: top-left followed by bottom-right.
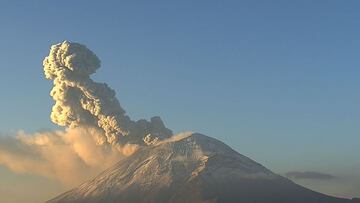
(0, 0), (359, 198)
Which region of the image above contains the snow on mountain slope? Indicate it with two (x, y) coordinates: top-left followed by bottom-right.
(47, 133), (355, 203)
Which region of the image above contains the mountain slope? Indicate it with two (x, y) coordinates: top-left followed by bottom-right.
(48, 133), (355, 203)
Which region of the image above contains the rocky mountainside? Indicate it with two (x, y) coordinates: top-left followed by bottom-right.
(48, 133), (357, 203)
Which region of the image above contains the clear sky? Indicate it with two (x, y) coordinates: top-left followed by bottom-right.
(0, 1), (359, 202)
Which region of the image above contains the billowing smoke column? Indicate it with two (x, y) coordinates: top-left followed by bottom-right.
(43, 41), (172, 145)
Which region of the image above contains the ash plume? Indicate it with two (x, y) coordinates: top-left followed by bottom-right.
(43, 41), (172, 145)
(0, 41), (173, 185)
(0, 127), (135, 185)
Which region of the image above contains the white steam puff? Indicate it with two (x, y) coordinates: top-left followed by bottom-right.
(43, 41), (172, 145)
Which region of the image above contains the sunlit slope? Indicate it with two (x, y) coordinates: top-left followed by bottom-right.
(48, 133), (355, 203)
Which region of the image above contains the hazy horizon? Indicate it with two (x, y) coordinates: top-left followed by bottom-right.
(0, 1), (359, 203)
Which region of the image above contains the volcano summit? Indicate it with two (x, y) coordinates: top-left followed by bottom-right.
(48, 133), (358, 203)
(42, 42), (358, 203)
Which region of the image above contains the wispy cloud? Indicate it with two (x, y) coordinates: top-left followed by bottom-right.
(285, 171), (336, 180)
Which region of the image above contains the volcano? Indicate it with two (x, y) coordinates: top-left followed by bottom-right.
(47, 133), (358, 203)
